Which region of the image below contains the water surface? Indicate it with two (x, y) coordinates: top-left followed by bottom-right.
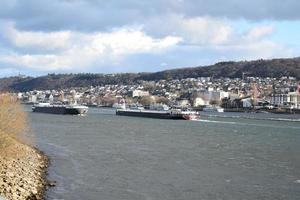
(28, 108), (300, 200)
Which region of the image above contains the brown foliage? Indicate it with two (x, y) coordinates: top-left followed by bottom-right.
(0, 94), (28, 153)
(139, 96), (156, 105)
(209, 99), (221, 106)
(155, 96), (170, 105)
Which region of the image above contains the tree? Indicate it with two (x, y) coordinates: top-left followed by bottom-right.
(139, 96), (156, 105)
(155, 96), (170, 105)
(209, 99), (221, 106)
(0, 93), (28, 152)
(101, 96), (117, 106)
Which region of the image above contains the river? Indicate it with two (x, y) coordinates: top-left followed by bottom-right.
(26, 107), (300, 200)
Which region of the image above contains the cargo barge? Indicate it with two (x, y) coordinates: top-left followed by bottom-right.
(32, 103), (88, 115)
(116, 109), (200, 120)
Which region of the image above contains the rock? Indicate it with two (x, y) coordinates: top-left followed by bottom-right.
(6, 172), (14, 177)
(48, 181), (56, 187)
(0, 142), (49, 200)
(32, 188), (38, 195)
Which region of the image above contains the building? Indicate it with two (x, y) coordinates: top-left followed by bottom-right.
(193, 97), (209, 107)
(288, 92), (300, 109)
(29, 95), (37, 103)
(195, 90), (229, 105)
(270, 92), (300, 108)
(132, 90), (150, 98)
(242, 98), (252, 108)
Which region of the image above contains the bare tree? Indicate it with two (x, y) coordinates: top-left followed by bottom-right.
(209, 99), (221, 106)
(139, 96), (156, 105)
(155, 96), (170, 105)
(0, 94), (28, 154)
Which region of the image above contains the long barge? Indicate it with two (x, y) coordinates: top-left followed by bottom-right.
(32, 103), (88, 115)
(116, 109), (200, 120)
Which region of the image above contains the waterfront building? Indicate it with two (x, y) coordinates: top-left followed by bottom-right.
(132, 90), (150, 97)
(193, 97), (209, 107)
(270, 92), (300, 108)
(242, 98), (252, 108)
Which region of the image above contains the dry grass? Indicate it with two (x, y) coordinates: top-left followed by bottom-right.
(0, 93), (28, 156)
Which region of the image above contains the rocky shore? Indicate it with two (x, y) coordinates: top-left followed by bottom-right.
(0, 139), (49, 200)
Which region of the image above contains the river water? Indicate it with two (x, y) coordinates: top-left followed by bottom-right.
(26, 107), (300, 200)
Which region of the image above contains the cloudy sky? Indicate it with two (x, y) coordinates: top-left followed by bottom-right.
(0, 0), (300, 77)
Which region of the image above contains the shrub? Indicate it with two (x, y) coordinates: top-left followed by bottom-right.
(0, 94), (27, 152)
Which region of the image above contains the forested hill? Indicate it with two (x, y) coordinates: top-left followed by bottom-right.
(1, 57), (300, 92)
(139, 57), (300, 81)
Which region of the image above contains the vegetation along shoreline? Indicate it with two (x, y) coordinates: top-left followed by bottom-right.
(0, 94), (51, 200)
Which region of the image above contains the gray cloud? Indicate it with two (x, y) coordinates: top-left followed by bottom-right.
(0, 0), (298, 77)
(0, 0), (300, 32)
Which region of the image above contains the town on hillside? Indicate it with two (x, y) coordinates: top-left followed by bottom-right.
(17, 76), (300, 113)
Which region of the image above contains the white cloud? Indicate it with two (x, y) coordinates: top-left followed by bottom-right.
(6, 26), (72, 50)
(0, 54), (72, 71)
(2, 0), (300, 33)
(244, 25), (274, 40)
(209, 24), (293, 60)
(0, 18), (296, 74)
(145, 15), (233, 45)
(0, 25), (182, 71)
(144, 15), (294, 60)
(214, 40), (294, 60)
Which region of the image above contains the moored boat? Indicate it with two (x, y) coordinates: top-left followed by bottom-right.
(116, 108), (200, 120)
(32, 103), (88, 115)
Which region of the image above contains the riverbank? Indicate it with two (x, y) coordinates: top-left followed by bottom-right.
(223, 107), (300, 114)
(0, 138), (49, 200)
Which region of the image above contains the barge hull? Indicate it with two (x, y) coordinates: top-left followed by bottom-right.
(32, 106), (66, 114)
(33, 107), (87, 115)
(116, 110), (185, 120)
(65, 108), (87, 115)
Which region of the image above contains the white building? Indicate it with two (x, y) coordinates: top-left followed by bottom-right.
(49, 94), (54, 103)
(193, 97), (209, 107)
(242, 98), (252, 108)
(17, 93), (23, 99)
(132, 90), (150, 98)
(29, 95), (37, 103)
(196, 90), (229, 104)
(270, 92), (300, 108)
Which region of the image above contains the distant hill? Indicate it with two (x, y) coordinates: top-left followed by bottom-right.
(1, 57), (300, 92)
(139, 57), (300, 81)
(0, 73), (142, 92)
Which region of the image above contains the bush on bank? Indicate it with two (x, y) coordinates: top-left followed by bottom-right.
(0, 93), (27, 155)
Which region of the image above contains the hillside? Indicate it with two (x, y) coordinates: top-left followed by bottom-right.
(1, 57), (300, 92)
(139, 57), (300, 81)
(0, 73), (142, 92)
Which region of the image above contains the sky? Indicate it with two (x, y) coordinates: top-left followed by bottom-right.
(0, 0), (300, 77)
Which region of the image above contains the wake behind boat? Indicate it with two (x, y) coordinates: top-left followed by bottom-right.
(32, 103), (88, 115)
